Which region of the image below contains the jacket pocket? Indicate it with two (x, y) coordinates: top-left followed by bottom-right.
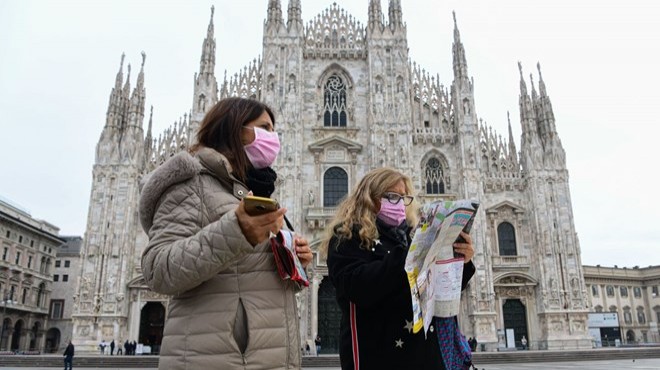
(232, 298), (249, 354)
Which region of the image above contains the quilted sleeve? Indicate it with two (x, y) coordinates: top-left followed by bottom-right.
(141, 180), (253, 295)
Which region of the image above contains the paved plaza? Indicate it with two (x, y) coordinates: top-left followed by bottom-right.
(1, 358), (660, 370)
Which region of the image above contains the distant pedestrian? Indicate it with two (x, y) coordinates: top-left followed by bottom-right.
(99, 340), (106, 355)
(110, 340), (115, 355)
(521, 335), (527, 350)
(116, 339), (123, 355)
(63, 341), (74, 370)
(124, 340), (129, 355)
(315, 335), (321, 356)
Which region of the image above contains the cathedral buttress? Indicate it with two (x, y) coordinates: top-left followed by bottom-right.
(518, 64), (590, 349)
(72, 52), (147, 352)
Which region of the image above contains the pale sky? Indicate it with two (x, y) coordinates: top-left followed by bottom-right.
(1, 0), (658, 268)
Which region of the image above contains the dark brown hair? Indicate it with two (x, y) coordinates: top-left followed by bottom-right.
(191, 97), (275, 181)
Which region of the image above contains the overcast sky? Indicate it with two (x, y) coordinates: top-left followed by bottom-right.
(1, 0), (658, 268)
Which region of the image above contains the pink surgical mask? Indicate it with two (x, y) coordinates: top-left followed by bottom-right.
(243, 126), (280, 169)
(377, 199), (407, 226)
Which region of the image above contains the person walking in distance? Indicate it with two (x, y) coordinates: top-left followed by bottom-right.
(315, 335), (321, 356)
(63, 341), (74, 370)
(110, 339), (115, 355)
(521, 335), (528, 350)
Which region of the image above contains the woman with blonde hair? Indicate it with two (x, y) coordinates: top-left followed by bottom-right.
(322, 167), (475, 370)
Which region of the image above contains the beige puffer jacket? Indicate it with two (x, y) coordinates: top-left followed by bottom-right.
(139, 147), (302, 370)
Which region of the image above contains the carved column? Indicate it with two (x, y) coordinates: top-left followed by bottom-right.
(311, 273), (323, 340)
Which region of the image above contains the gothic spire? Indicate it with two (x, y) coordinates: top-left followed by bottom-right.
(368, 0), (383, 30)
(287, 0), (302, 31)
(143, 105), (154, 168)
(518, 61), (527, 97)
(115, 53), (125, 90)
(129, 52), (147, 128)
(388, 0), (402, 29)
(530, 72), (537, 102)
(266, 0), (283, 31)
(198, 6), (216, 78)
(507, 111), (519, 166)
(452, 11), (469, 81)
(136, 51), (146, 91)
(190, 6), (219, 145)
(123, 64), (131, 98)
(518, 62), (543, 172)
(106, 54), (125, 125)
(537, 62), (547, 97)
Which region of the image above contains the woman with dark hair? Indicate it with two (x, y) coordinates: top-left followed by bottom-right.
(321, 167), (475, 370)
(139, 97), (313, 369)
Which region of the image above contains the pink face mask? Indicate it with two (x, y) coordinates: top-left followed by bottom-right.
(377, 198), (407, 226)
(243, 126), (280, 169)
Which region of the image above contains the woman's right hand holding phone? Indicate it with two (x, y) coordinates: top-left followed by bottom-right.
(236, 199), (286, 246)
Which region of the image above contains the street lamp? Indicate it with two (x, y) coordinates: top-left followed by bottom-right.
(1, 290), (18, 352)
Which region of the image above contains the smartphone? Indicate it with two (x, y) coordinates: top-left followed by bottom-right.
(244, 196), (280, 216)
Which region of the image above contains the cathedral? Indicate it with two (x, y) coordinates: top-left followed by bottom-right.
(71, 0), (593, 353)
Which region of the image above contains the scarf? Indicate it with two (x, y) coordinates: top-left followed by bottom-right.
(245, 166), (277, 197)
(435, 316), (473, 370)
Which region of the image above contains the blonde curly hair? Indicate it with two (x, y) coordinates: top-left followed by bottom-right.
(319, 167), (418, 258)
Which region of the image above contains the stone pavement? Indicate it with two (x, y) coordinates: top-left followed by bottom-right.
(1, 358), (660, 370)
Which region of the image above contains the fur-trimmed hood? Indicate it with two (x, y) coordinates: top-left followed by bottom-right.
(139, 151), (203, 233)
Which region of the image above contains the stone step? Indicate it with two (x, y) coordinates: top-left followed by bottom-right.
(0, 347), (659, 367)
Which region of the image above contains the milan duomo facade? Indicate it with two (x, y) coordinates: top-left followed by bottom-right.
(71, 1), (593, 353)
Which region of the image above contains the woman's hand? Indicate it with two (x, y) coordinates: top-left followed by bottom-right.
(294, 236), (313, 268)
(454, 231), (475, 263)
(236, 199), (286, 246)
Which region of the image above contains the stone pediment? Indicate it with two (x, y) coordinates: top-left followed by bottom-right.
(494, 272), (538, 286)
(486, 200), (525, 214)
(308, 135), (362, 164)
(308, 135), (362, 152)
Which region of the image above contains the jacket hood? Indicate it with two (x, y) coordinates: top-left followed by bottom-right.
(138, 151), (203, 233)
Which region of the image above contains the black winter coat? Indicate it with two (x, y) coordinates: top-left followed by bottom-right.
(327, 221), (475, 370)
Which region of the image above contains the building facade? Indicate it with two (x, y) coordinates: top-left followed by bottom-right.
(71, 1), (594, 352)
(45, 236), (82, 353)
(0, 197), (62, 352)
(584, 265), (660, 345)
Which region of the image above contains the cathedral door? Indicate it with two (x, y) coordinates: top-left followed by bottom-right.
(139, 302), (165, 354)
(317, 278), (341, 354)
(502, 299), (528, 349)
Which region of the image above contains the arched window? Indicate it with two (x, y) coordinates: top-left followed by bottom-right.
(634, 287), (642, 298)
(497, 222), (517, 256)
(324, 75), (347, 127)
(594, 305), (603, 313)
(621, 287), (628, 297)
(606, 286), (615, 297)
(591, 285), (599, 297)
(323, 167), (348, 207)
(637, 307), (646, 324)
(424, 158), (445, 194)
(609, 305), (617, 313)
(623, 308), (632, 324)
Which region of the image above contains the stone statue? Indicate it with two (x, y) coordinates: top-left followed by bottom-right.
(308, 189), (315, 206)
